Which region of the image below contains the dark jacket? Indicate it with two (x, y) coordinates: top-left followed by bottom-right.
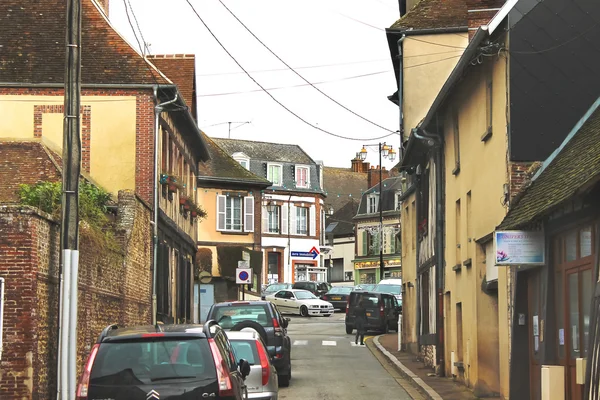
(353, 306), (367, 332)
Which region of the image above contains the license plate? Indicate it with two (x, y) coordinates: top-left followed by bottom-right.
(332, 296), (341, 300)
(366, 312), (371, 317)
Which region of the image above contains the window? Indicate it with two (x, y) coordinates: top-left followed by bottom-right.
(216, 195), (255, 232)
(295, 165), (310, 188)
(268, 205), (280, 233)
(268, 164), (282, 186)
(368, 194), (379, 214)
(482, 75), (493, 142)
(395, 191), (402, 211)
(239, 159), (249, 169)
(296, 206), (308, 235)
(232, 152), (250, 170)
(452, 110), (460, 175)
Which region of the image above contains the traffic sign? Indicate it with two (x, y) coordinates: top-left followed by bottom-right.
(238, 260), (249, 268)
(236, 268), (252, 284)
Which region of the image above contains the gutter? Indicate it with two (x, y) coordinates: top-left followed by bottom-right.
(197, 176), (271, 188)
(398, 34), (406, 145)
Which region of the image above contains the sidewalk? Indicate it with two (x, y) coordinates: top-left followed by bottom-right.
(370, 333), (478, 400)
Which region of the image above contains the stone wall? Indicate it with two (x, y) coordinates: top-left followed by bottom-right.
(0, 190), (151, 400)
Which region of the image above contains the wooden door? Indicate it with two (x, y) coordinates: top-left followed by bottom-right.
(528, 269), (542, 400)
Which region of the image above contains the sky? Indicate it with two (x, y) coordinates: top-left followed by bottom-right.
(108, 0), (402, 168)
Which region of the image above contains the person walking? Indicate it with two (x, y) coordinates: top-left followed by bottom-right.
(354, 299), (368, 345)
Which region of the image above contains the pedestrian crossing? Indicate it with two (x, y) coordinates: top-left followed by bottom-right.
(293, 339), (369, 347)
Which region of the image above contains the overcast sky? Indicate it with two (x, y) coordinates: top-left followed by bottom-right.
(109, 0), (401, 168)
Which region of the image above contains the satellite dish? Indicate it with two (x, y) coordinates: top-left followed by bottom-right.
(198, 271), (212, 284)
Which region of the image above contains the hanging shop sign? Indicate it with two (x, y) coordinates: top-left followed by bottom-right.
(494, 230), (545, 265)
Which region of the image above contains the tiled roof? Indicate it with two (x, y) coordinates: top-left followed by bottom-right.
(0, 141), (61, 203)
(213, 138), (315, 165)
(0, 0), (169, 85)
(356, 177), (403, 216)
(323, 167), (368, 212)
(197, 134), (271, 186)
(390, 0), (467, 30)
(148, 55), (196, 111)
(499, 99), (600, 229)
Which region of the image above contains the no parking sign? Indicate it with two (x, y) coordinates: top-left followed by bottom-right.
(236, 268), (252, 284)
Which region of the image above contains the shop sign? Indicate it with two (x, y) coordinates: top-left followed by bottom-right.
(494, 230), (545, 265)
(354, 259), (401, 269)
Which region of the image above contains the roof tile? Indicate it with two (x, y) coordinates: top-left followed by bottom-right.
(390, 0), (467, 30)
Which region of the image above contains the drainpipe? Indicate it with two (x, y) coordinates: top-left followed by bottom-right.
(287, 194), (292, 281)
(397, 35), (406, 147)
(152, 86), (178, 326)
(414, 127), (445, 369)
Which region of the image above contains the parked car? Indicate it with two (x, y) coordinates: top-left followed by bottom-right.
(206, 300), (292, 387)
(292, 281), (331, 297)
(267, 289), (334, 317)
(345, 290), (401, 335)
(261, 283), (292, 300)
(321, 286), (353, 310)
(373, 283), (402, 306)
(76, 321), (250, 400)
(227, 330), (279, 400)
(354, 283), (376, 291)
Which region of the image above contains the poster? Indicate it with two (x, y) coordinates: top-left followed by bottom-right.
(533, 315), (539, 336)
(559, 328), (565, 346)
(494, 231), (545, 265)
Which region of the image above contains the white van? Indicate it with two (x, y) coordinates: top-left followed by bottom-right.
(374, 279), (402, 304)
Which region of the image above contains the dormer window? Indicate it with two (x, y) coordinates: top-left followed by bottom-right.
(232, 152), (250, 170)
(368, 194), (379, 214)
(295, 165), (310, 188)
(267, 163), (282, 186)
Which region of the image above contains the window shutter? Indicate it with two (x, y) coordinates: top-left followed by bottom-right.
(290, 204), (297, 235)
(309, 205), (316, 236)
(281, 203), (288, 235)
(244, 196), (254, 232)
(262, 205), (269, 233)
(217, 195), (226, 231)
(362, 231), (368, 256)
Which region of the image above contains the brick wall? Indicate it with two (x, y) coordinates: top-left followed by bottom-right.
(509, 161), (541, 203)
(135, 93), (155, 206)
(0, 190), (152, 400)
(467, 0), (505, 40)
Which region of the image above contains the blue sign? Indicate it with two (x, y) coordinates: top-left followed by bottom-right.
(239, 271), (249, 281)
(291, 247), (320, 259)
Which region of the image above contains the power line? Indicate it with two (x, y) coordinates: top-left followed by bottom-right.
(185, 0), (398, 142)
(197, 70), (388, 98)
(216, 0), (396, 133)
(126, 0), (150, 56)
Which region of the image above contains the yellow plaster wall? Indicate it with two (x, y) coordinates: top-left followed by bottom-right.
(403, 33), (468, 134)
(196, 189), (254, 244)
(442, 54), (509, 397)
(0, 95), (137, 195)
(401, 190), (418, 349)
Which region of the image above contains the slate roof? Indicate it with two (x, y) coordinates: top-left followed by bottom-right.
(325, 198), (360, 237)
(0, 141), (62, 203)
(323, 167), (368, 212)
(389, 0), (467, 30)
(499, 98), (600, 230)
(213, 138), (315, 165)
(356, 177), (403, 217)
(0, 0), (169, 85)
(197, 135), (271, 187)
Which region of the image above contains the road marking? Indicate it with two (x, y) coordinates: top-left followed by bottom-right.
(293, 340), (308, 346)
(322, 340), (337, 346)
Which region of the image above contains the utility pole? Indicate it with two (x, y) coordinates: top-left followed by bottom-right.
(58, 0), (82, 399)
(378, 143), (385, 282)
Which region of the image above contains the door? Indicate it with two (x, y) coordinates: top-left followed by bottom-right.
(268, 252), (281, 283)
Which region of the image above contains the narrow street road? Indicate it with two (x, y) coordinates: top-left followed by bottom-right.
(278, 313), (413, 400)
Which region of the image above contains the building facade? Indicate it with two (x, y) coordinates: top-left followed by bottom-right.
(214, 138), (327, 283)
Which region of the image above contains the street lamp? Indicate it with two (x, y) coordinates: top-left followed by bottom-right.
(358, 142), (396, 282)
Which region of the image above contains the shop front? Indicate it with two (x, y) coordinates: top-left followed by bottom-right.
(353, 258), (402, 284)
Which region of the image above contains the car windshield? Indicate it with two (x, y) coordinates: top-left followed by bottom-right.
(295, 291), (317, 300)
(230, 339), (259, 365)
(356, 284), (376, 291)
(374, 284), (402, 295)
(327, 287), (352, 294)
(90, 338), (216, 385)
(265, 284), (290, 293)
(213, 305), (272, 329)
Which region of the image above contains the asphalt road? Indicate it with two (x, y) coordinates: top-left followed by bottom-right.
(277, 313), (414, 400)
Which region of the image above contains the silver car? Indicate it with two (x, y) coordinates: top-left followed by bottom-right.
(227, 330), (279, 400)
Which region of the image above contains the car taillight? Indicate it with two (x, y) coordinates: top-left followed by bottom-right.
(380, 303), (385, 317)
(256, 340), (270, 386)
(209, 338), (234, 397)
(273, 317), (283, 336)
(346, 298), (350, 314)
(76, 343), (100, 399)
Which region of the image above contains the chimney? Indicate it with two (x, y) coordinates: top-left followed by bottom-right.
(97, 0), (110, 16)
(368, 166), (390, 189)
(351, 156), (370, 173)
(467, 0), (505, 40)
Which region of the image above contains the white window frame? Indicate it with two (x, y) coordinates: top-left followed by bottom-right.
(295, 165), (310, 188)
(217, 195), (254, 232)
(267, 163), (283, 186)
(368, 194), (379, 214)
(232, 152), (250, 170)
(296, 206), (308, 235)
(268, 205), (281, 233)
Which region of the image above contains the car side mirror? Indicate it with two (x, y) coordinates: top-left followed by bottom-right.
(238, 359), (251, 379)
(282, 317), (290, 328)
(268, 347), (277, 357)
(396, 306), (402, 313)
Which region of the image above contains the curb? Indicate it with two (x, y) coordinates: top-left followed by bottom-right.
(372, 335), (443, 400)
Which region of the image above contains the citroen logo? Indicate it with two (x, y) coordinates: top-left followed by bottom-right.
(146, 390), (160, 400)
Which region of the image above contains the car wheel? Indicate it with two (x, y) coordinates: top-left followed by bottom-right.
(345, 325), (353, 334)
(300, 305), (308, 317)
(230, 320), (268, 345)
